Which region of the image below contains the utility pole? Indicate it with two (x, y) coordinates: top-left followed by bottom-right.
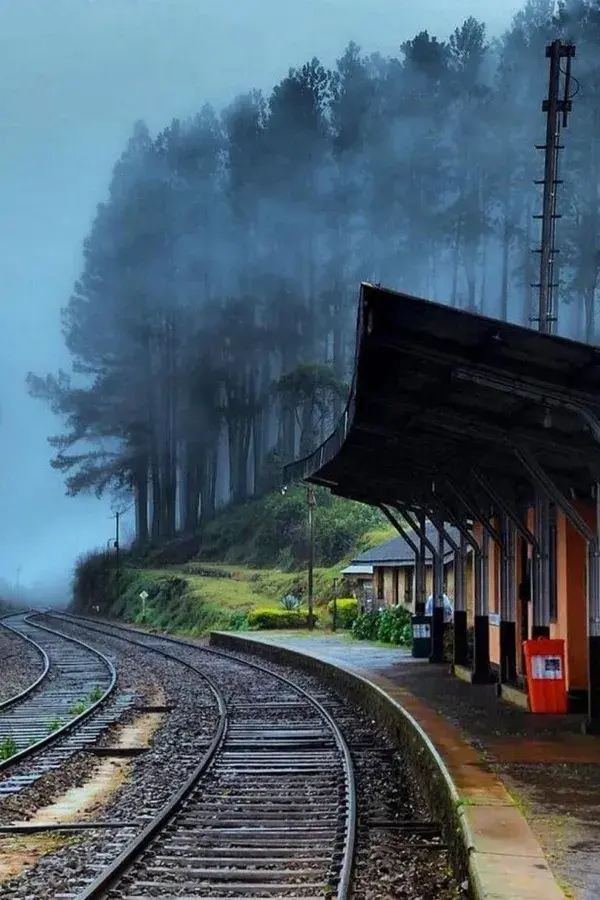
(533, 40), (576, 335)
(307, 484), (316, 631)
(114, 510), (121, 601)
(531, 40), (575, 639)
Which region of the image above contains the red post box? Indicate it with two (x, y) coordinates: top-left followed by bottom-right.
(523, 638), (568, 714)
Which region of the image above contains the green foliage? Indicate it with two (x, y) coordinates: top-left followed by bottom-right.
(280, 593), (302, 610)
(352, 610), (380, 640)
(247, 608), (318, 629)
(47, 718), (63, 734)
(69, 700), (89, 716)
(200, 487), (387, 568)
(0, 736), (17, 760)
(88, 687), (104, 703)
(352, 605), (412, 646)
(377, 606), (413, 646)
(327, 597), (358, 628)
(228, 611), (250, 631)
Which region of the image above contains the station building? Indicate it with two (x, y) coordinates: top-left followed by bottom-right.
(284, 283), (600, 730)
(344, 522), (475, 615)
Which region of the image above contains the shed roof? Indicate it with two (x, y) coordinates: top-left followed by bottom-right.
(284, 283), (600, 521)
(340, 564), (373, 576)
(353, 521), (458, 566)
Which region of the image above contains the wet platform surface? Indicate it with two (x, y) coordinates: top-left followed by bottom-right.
(247, 633), (600, 900)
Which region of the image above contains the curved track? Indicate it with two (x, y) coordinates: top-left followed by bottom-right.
(0, 614), (122, 795)
(49, 613), (356, 900)
(0, 615), (50, 710)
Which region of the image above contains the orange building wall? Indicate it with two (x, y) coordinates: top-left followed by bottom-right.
(467, 504), (592, 691)
(551, 506), (590, 691)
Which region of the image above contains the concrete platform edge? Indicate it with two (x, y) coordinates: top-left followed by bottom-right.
(210, 631), (566, 900)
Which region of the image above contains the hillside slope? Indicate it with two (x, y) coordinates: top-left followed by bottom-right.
(72, 488), (393, 634)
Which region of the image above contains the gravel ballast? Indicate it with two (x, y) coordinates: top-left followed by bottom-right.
(0, 625), (45, 703)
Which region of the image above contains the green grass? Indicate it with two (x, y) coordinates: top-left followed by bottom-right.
(0, 736), (18, 760)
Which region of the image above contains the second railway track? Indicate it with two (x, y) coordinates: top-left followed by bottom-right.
(0, 614), (123, 795)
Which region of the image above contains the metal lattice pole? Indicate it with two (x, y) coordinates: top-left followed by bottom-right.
(532, 40), (575, 335)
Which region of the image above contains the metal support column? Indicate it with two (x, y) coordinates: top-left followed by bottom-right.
(532, 492), (551, 638)
(471, 470), (530, 683)
(431, 510), (467, 668)
(417, 509), (427, 615)
(446, 481), (506, 683)
(398, 506), (444, 664)
(499, 517), (518, 684)
(431, 497), (481, 670)
(455, 532), (469, 667)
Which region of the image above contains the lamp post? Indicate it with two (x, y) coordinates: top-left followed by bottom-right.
(307, 484), (316, 631)
(332, 577), (338, 632)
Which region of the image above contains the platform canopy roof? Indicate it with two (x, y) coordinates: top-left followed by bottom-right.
(284, 283), (600, 524)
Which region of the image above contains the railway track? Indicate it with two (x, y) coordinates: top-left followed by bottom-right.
(0, 614), (460, 900)
(37, 613), (356, 900)
(0, 614), (128, 796)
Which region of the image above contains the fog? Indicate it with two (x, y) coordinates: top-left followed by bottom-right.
(0, 0), (524, 593)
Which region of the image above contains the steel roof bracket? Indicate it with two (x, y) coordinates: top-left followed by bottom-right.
(513, 445), (594, 543)
(470, 469), (539, 552)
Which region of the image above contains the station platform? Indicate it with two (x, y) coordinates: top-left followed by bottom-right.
(219, 632), (600, 900)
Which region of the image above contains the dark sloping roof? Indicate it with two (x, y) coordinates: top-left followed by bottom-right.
(284, 283), (600, 520)
(353, 522), (459, 565)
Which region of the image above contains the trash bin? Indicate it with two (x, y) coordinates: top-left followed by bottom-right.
(412, 615), (431, 659)
(523, 638), (567, 713)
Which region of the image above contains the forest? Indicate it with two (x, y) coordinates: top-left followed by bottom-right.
(27, 1), (600, 547)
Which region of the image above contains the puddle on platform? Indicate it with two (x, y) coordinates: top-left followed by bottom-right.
(0, 709), (165, 883)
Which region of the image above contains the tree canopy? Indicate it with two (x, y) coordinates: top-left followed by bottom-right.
(28, 1), (600, 545)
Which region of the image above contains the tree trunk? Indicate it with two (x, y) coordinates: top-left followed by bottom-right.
(134, 460), (149, 545)
(500, 210), (510, 321)
(299, 399), (314, 457)
(150, 456), (161, 542)
(451, 219), (462, 307)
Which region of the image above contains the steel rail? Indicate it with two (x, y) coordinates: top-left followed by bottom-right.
(0, 614), (117, 773)
(53, 612), (357, 900)
(54, 618), (228, 900)
(0, 618), (50, 711)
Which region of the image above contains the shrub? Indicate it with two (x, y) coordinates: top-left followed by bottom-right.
(378, 605), (412, 646)
(352, 610), (380, 640)
(352, 606), (413, 646)
(247, 607), (318, 629)
(327, 597), (358, 628)
(280, 594), (303, 611)
(228, 611), (249, 631)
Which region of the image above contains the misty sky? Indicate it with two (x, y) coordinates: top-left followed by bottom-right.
(0, 0), (522, 591)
